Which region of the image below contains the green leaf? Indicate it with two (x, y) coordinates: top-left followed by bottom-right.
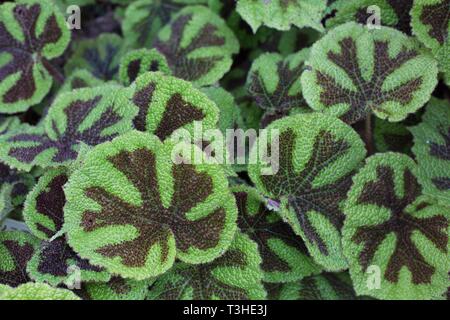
(0, 231), (39, 287)
(147, 232), (266, 300)
(409, 98), (450, 207)
(118, 49), (170, 86)
(343, 152), (449, 300)
(233, 185), (321, 282)
(236, 0), (327, 33)
(0, 116), (20, 135)
(301, 22), (438, 124)
(248, 113), (366, 271)
(326, 0), (413, 34)
(374, 117), (413, 154)
(81, 276), (152, 300)
(0, 282), (81, 300)
(64, 130), (237, 279)
(411, 0), (450, 83)
(58, 69), (104, 95)
(129, 72), (218, 139)
(0, 0), (71, 113)
(65, 33), (125, 81)
(153, 6), (239, 87)
(0, 85), (136, 171)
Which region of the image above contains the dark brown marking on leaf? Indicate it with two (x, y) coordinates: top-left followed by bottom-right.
(83, 43), (119, 80)
(81, 148), (224, 267)
(353, 166), (448, 284)
(154, 93), (205, 140)
(430, 128), (450, 160)
(132, 82), (156, 131)
(108, 276), (131, 294)
(71, 78), (88, 90)
(420, 0), (450, 44)
(317, 38), (421, 123)
(0, 240), (34, 287)
(235, 191), (308, 273)
(261, 129), (352, 255)
(432, 177), (450, 191)
(34, 173), (68, 238)
(127, 59), (141, 84)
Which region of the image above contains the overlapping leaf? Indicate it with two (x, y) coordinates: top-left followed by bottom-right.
(236, 0), (326, 33)
(301, 22), (438, 124)
(0, 282), (80, 300)
(64, 131), (237, 279)
(409, 98), (450, 207)
(248, 113), (366, 270)
(233, 186), (321, 282)
(147, 232), (266, 300)
(0, 85), (136, 171)
(153, 6), (239, 87)
(58, 69), (104, 95)
(0, 0), (70, 113)
(80, 276), (152, 300)
(343, 153), (449, 299)
(374, 118), (413, 154)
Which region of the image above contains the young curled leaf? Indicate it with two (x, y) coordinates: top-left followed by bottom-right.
(233, 185), (321, 283)
(248, 113), (366, 271)
(343, 153), (449, 300)
(410, 98), (450, 207)
(0, 282), (81, 300)
(129, 72), (219, 139)
(236, 0), (327, 33)
(80, 276), (153, 300)
(64, 130), (237, 280)
(154, 6), (239, 87)
(301, 22), (438, 124)
(0, 231), (39, 287)
(147, 232), (266, 300)
(0, 85), (136, 171)
(119, 49), (170, 86)
(0, 0), (71, 113)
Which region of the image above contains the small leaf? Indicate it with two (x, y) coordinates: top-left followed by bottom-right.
(58, 69), (104, 95)
(0, 0), (71, 113)
(409, 98), (450, 207)
(374, 117), (413, 154)
(81, 276), (152, 300)
(236, 0), (327, 33)
(0, 282), (80, 300)
(343, 152), (449, 300)
(153, 6), (239, 87)
(248, 113), (366, 270)
(0, 231), (39, 287)
(233, 185), (322, 282)
(301, 22), (438, 124)
(118, 49), (170, 86)
(0, 116), (20, 135)
(64, 130), (237, 279)
(147, 232), (266, 300)
(0, 85), (136, 171)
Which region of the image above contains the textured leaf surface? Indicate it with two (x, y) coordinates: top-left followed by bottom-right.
(301, 22), (438, 124)
(374, 118), (413, 154)
(343, 153), (449, 299)
(236, 0), (326, 33)
(0, 231), (39, 287)
(65, 33), (124, 81)
(119, 49), (170, 86)
(0, 0), (70, 113)
(0, 85), (136, 171)
(410, 98), (450, 206)
(147, 232), (266, 300)
(58, 69), (104, 95)
(0, 116), (20, 135)
(0, 282), (80, 300)
(129, 72), (218, 138)
(248, 113), (366, 270)
(411, 0), (450, 82)
(233, 186), (321, 282)
(64, 131), (237, 279)
(81, 276), (152, 300)
(326, 0), (413, 34)
(154, 6), (239, 86)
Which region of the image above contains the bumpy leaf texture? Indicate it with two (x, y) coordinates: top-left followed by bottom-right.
(58, 69), (104, 95)
(0, 161), (34, 215)
(248, 113), (366, 271)
(153, 6), (239, 87)
(233, 185), (321, 282)
(129, 72), (218, 138)
(0, 231), (39, 287)
(411, 0), (450, 84)
(0, 282), (80, 300)
(119, 49), (170, 86)
(0, 85), (136, 171)
(343, 153), (449, 300)
(373, 118), (413, 154)
(326, 0), (413, 34)
(147, 232), (266, 300)
(65, 33), (124, 81)
(0, 0), (70, 113)
(64, 131), (237, 279)
(410, 98), (450, 207)
(80, 276), (152, 300)
(236, 0), (327, 33)
(301, 22), (438, 124)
